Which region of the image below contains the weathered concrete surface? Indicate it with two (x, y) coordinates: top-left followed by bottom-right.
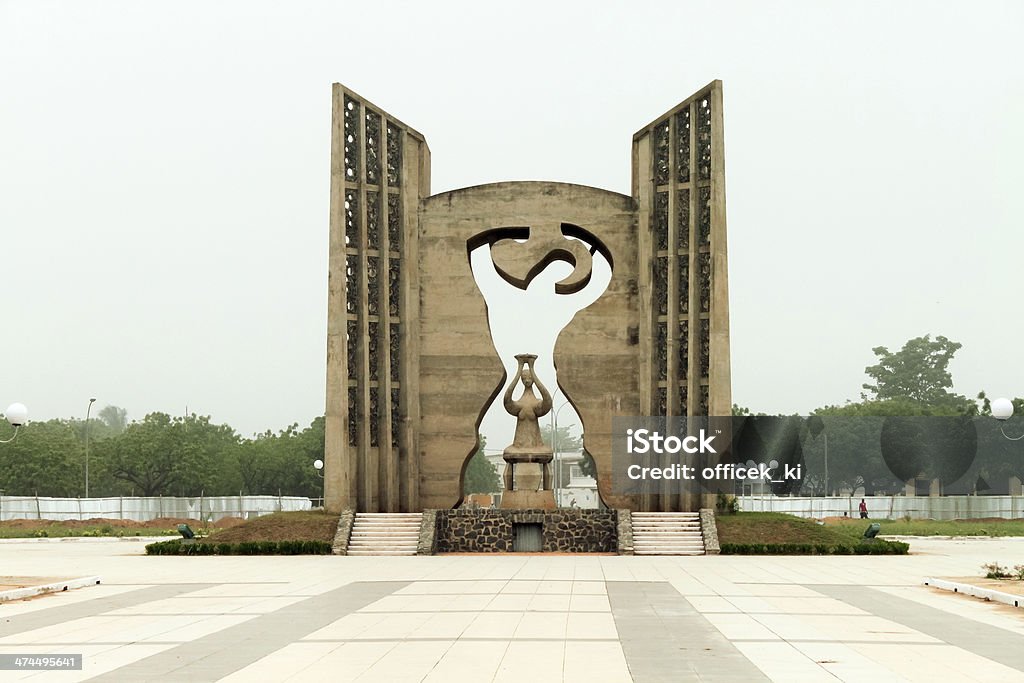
(419, 182), (638, 511)
(327, 82), (732, 514)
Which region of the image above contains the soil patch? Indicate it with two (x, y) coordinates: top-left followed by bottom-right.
(0, 576), (66, 591)
(951, 577), (1024, 598)
(200, 511), (340, 543)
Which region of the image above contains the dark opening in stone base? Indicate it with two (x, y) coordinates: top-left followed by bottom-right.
(435, 508), (618, 553)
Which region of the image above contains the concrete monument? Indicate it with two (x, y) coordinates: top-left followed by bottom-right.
(325, 81), (731, 513)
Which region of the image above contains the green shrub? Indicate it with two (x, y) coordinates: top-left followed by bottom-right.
(719, 539), (908, 555)
(982, 562), (1011, 579)
(145, 539), (332, 556)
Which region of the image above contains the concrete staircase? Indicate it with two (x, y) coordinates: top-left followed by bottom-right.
(631, 512), (705, 555)
(346, 513), (422, 556)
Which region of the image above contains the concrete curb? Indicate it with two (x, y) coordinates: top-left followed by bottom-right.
(925, 577), (1023, 608)
(0, 536), (171, 544)
(0, 576), (102, 602)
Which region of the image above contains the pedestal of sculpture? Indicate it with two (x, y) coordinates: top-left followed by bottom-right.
(500, 354), (556, 510)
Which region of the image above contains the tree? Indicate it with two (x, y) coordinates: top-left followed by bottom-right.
(98, 405), (128, 434)
(463, 435), (500, 495)
(540, 424), (582, 452)
(98, 413), (238, 496)
(234, 417), (325, 497)
(0, 419), (83, 496)
(540, 423), (597, 478)
(861, 334), (968, 408)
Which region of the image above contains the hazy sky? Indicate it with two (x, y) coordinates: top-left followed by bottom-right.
(2, 1), (1022, 445)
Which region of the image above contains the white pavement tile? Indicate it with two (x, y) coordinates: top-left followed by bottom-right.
(104, 594), (306, 615)
(685, 595), (741, 612)
(568, 593), (611, 612)
(563, 641), (632, 682)
(704, 613), (782, 641)
(467, 611), (525, 639)
(735, 641), (837, 682)
(569, 580), (607, 595)
(791, 641), (913, 683)
(352, 640), (454, 682)
(500, 580), (540, 594)
(872, 585), (1024, 638)
(494, 640), (565, 683)
(302, 611), (389, 640)
(762, 596), (870, 616)
(485, 593), (534, 611)
(513, 611), (569, 639)
(422, 640), (508, 681)
(278, 641), (395, 682)
(565, 611), (618, 639)
(407, 611), (477, 639)
(751, 613), (943, 643)
(536, 580), (575, 594)
(526, 593), (571, 612)
(218, 642), (341, 682)
(0, 584), (149, 617)
(849, 643), (1024, 683)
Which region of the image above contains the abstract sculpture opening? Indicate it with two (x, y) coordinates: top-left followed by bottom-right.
(325, 81), (731, 513)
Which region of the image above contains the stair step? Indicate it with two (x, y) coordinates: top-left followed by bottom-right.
(635, 550), (705, 556)
(347, 550), (417, 556)
(345, 513), (424, 556)
(629, 512), (706, 555)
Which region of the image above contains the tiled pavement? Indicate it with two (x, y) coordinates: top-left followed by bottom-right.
(1, 537), (1023, 681)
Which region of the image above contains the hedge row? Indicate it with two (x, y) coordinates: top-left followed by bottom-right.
(720, 540), (909, 555)
(145, 539), (333, 555)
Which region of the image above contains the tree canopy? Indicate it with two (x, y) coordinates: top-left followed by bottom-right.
(861, 334), (967, 408)
(462, 435), (500, 495)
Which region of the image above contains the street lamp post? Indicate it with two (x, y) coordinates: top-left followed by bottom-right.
(991, 398), (1023, 440)
(551, 399), (574, 507)
(1, 403), (28, 444)
(85, 398), (96, 497)
(313, 459), (325, 508)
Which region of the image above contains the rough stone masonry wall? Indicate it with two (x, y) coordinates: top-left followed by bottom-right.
(616, 509), (634, 555)
(699, 508), (720, 554)
(331, 509), (356, 555)
(437, 509), (618, 553)
(417, 510), (439, 555)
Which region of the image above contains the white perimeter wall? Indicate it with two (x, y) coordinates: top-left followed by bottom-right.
(0, 495), (312, 522)
(735, 495), (1024, 520)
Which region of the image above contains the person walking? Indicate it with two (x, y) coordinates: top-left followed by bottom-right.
(859, 498), (868, 519)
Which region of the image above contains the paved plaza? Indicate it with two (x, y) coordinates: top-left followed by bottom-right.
(1, 538), (1023, 682)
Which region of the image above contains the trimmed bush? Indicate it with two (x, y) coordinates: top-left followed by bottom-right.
(719, 539), (907, 555)
(145, 539), (332, 556)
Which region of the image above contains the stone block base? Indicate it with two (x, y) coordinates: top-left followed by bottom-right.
(500, 490), (556, 510)
(437, 509), (618, 553)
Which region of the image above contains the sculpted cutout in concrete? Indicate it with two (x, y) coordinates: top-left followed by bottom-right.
(469, 231), (612, 507)
(327, 81), (731, 513)
(490, 223), (595, 295)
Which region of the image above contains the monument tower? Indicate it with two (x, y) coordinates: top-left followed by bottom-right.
(325, 81), (730, 513)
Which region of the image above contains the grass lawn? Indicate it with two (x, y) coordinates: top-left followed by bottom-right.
(199, 510), (340, 544)
(0, 517), (234, 539)
(716, 512), (863, 546)
(823, 517), (1024, 538)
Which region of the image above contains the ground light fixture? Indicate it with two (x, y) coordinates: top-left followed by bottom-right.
(991, 397), (1023, 441)
(313, 459), (325, 508)
(1, 403), (28, 444)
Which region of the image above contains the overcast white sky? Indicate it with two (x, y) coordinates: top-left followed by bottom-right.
(2, 1), (1022, 444)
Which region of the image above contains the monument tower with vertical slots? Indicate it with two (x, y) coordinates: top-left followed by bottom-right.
(325, 81), (730, 513)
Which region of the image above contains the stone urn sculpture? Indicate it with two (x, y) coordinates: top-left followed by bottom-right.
(500, 354), (556, 509)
